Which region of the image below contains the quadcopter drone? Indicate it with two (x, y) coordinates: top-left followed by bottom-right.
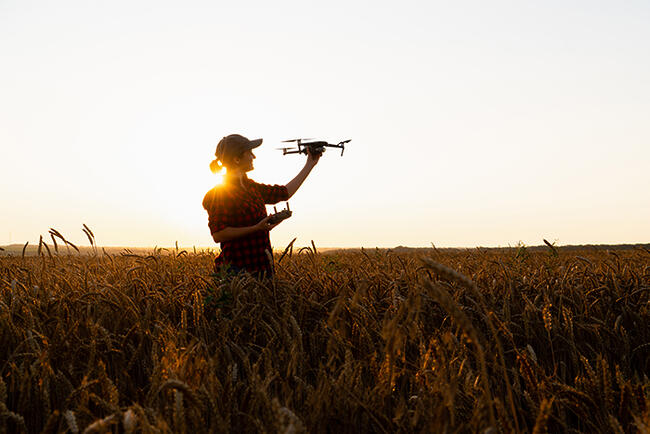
(278, 138), (351, 156)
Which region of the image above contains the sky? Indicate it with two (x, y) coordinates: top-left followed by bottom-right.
(1, 0), (649, 249)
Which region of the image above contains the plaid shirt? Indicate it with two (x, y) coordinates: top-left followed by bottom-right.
(203, 176), (289, 274)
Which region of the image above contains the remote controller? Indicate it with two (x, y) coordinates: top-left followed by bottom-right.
(268, 204), (292, 225)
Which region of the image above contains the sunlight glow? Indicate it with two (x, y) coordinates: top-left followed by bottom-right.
(0, 1), (649, 248)
(212, 171), (224, 186)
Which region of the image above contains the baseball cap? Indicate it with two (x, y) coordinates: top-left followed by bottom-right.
(215, 134), (263, 162)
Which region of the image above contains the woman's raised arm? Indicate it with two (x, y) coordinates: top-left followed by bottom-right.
(285, 149), (320, 199)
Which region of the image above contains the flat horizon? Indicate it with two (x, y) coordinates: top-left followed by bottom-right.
(2, 241), (649, 254)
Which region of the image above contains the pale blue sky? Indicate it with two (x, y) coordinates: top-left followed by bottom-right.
(1, 0), (649, 248)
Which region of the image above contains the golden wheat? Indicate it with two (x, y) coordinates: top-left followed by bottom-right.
(0, 243), (648, 432)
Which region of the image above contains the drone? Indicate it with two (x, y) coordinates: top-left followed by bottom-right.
(278, 138), (351, 156)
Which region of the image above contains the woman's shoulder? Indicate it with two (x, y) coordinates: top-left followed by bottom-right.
(245, 177), (274, 190)
(202, 184), (226, 210)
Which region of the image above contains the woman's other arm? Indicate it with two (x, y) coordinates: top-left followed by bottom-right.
(211, 215), (282, 243)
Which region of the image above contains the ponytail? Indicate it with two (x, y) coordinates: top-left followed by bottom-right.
(209, 159), (223, 174)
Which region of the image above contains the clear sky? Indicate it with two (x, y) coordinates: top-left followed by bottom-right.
(1, 0), (649, 249)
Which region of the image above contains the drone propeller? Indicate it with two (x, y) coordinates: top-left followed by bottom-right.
(282, 138), (314, 143)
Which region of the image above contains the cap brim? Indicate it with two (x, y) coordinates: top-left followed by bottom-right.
(248, 138), (263, 149)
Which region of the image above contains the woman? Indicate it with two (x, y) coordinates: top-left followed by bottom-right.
(202, 134), (320, 277)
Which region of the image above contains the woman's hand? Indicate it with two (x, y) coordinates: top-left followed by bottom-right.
(255, 215), (282, 232)
(306, 147), (322, 166)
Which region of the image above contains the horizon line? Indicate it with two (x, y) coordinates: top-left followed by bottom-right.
(2, 242), (649, 252)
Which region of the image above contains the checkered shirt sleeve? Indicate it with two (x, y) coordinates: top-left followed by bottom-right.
(203, 187), (231, 235)
(254, 182), (289, 204)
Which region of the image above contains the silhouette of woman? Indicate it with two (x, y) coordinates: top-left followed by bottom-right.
(202, 134), (319, 277)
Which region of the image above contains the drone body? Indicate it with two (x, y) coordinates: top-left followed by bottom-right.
(278, 138), (351, 156)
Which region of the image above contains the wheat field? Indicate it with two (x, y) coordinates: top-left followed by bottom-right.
(0, 241), (649, 433)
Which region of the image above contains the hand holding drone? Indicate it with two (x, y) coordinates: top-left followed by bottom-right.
(278, 138), (351, 157)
